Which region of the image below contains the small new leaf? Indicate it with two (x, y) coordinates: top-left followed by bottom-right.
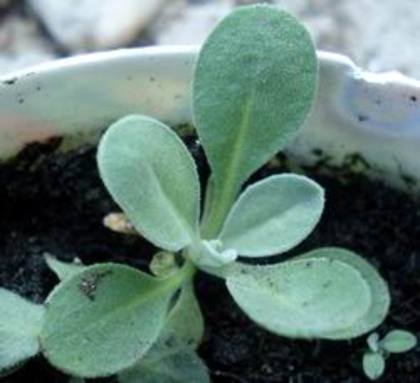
(367, 332), (380, 353)
(363, 352), (385, 380)
(150, 251), (177, 278)
(219, 174), (324, 257)
(97, 115), (200, 251)
(162, 281), (204, 349)
(190, 239), (238, 269)
(0, 289), (44, 374)
(40, 264), (175, 377)
(380, 330), (417, 354)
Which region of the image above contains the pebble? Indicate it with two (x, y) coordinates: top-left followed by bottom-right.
(273, 0), (420, 79)
(27, 0), (170, 51)
(0, 15), (55, 74)
(153, 0), (234, 45)
(0, 0), (420, 79)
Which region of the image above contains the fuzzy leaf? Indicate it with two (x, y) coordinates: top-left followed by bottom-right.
(0, 289), (44, 373)
(194, 5), (317, 235)
(162, 281), (204, 349)
(219, 174), (324, 257)
(44, 253), (85, 281)
(226, 256), (372, 339)
(380, 330), (417, 353)
(40, 264), (175, 378)
(296, 248), (390, 339)
(97, 115), (200, 251)
(363, 352), (385, 380)
(118, 338), (209, 383)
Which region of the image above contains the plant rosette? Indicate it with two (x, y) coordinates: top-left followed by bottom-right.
(0, 4), (404, 383)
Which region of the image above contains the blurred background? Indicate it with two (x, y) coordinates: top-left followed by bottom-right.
(1, 0), (419, 78)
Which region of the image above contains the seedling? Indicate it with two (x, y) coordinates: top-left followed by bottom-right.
(0, 5), (391, 382)
(363, 330), (417, 380)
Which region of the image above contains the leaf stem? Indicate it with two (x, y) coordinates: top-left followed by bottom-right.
(163, 259), (197, 292)
(201, 181), (238, 239)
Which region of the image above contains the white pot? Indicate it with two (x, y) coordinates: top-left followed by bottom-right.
(1, 46), (419, 193)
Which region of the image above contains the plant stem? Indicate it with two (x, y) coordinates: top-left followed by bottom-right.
(201, 181), (238, 239)
(163, 258), (196, 292)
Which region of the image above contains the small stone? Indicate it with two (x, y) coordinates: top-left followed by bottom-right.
(0, 15), (56, 74)
(28, 0), (170, 51)
(153, 0), (234, 45)
(272, 0), (420, 78)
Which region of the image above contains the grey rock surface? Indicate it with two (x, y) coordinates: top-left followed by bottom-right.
(0, 0), (419, 79)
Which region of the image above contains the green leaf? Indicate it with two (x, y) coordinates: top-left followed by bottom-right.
(363, 352), (385, 380)
(162, 281), (204, 349)
(380, 330), (417, 353)
(219, 174), (324, 257)
(0, 289), (44, 373)
(189, 239), (238, 269)
(118, 338), (210, 383)
(150, 252), (178, 278)
(44, 253), (85, 281)
(367, 333), (380, 353)
(226, 257), (372, 339)
(97, 115), (200, 251)
(296, 248), (390, 339)
(195, 5), (318, 236)
(40, 264), (176, 378)
(118, 281), (206, 383)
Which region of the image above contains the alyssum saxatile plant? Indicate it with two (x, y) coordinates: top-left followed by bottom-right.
(0, 5), (393, 382)
(362, 330), (417, 380)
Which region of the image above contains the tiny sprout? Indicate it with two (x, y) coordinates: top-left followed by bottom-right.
(0, 5), (391, 382)
(363, 330), (417, 380)
(103, 212), (136, 235)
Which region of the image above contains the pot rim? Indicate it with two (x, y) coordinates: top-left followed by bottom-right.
(1, 46), (420, 194)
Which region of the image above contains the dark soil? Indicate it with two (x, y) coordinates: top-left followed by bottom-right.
(0, 138), (419, 383)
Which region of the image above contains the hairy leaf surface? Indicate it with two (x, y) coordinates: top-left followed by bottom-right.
(296, 248), (390, 339)
(226, 257), (372, 338)
(98, 115), (200, 251)
(219, 174), (324, 256)
(40, 264), (174, 377)
(0, 289), (44, 373)
(194, 5), (317, 235)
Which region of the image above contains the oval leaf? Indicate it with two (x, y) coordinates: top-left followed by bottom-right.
(363, 352), (385, 380)
(44, 253), (85, 281)
(194, 5), (317, 234)
(98, 115), (200, 251)
(40, 264), (174, 377)
(162, 281), (204, 349)
(296, 248), (390, 339)
(119, 338), (209, 383)
(380, 330), (417, 353)
(0, 289), (44, 374)
(219, 174), (324, 257)
(226, 258), (371, 339)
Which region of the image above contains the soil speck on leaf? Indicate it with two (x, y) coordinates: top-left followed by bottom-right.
(79, 270), (112, 301)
